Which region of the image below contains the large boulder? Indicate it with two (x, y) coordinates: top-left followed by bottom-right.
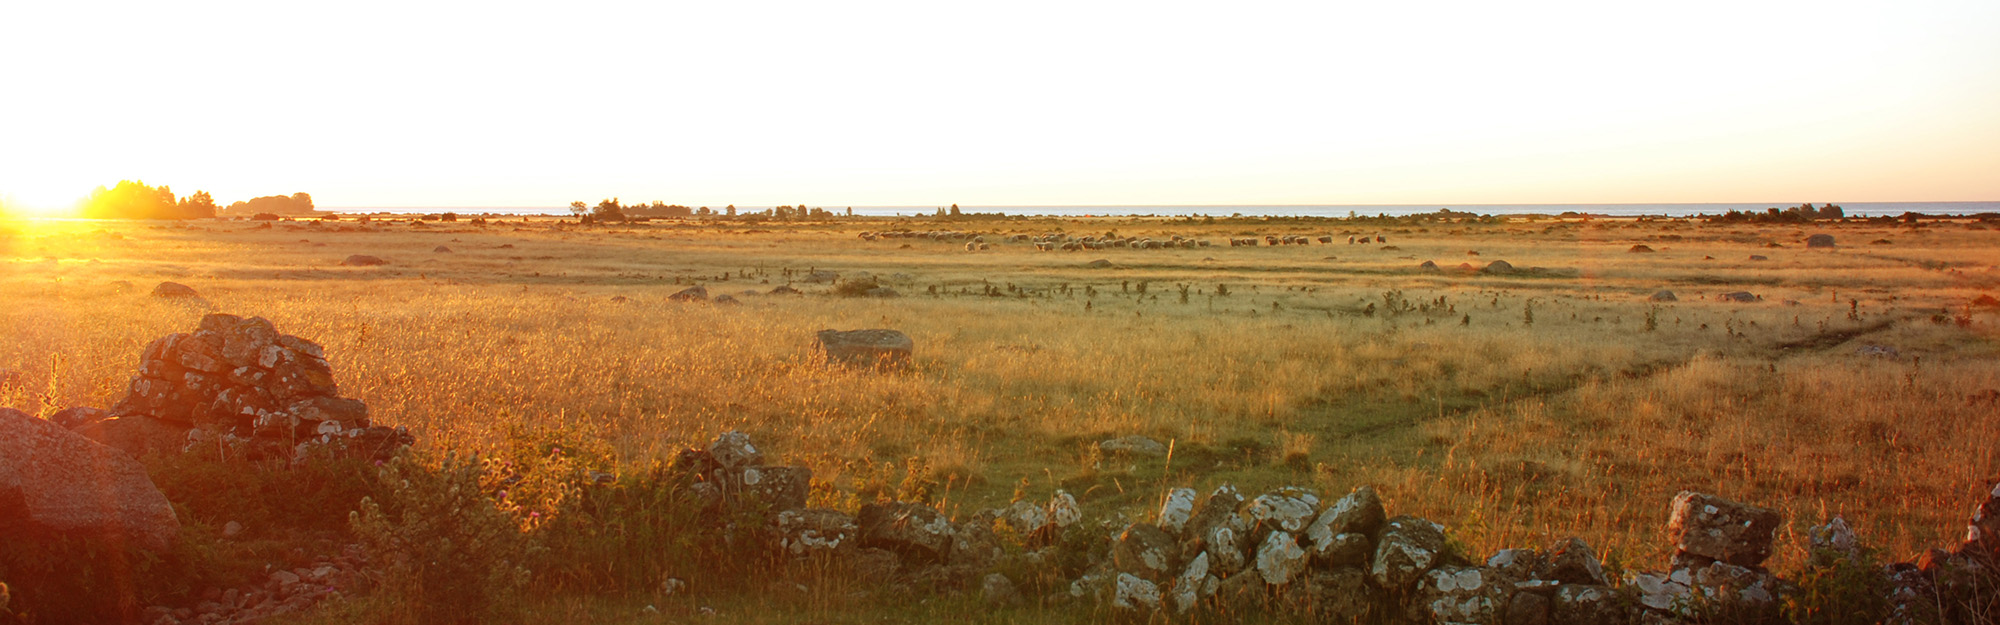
(73, 415), (188, 458)
(1115, 523), (1179, 580)
(1247, 487), (1319, 533)
(1806, 234), (1836, 248)
(1254, 531), (1308, 585)
(817, 329), (914, 370)
(740, 465), (810, 512)
(1158, 487), (1197, 534)
(0, 408), (181, 552)
(1666, 491), (1782, 567)
(775, 508), (858, 558)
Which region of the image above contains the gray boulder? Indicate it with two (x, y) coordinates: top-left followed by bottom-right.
(1540, 537), (1608, 585)
(1415, 566), (1507, 624)
(1806, 234), (1836, 248)
(668, 285), (709, 301)
(775, 508), (858, 557)
(816, 329), (914, 370)
(1253, 530), (1308, 585)
(1649, 290), (1677, 302)
(0, 408), (180, 552)
(1114, 523), (1179, 580)
(340, 254), (386, 266)
(1100, 435), (1167, 457)
(857, 502), (954, 563)
(1667, 491), (1781, 567)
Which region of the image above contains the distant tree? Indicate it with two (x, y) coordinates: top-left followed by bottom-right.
(290, 192), (314, 211)
(846, 207), (853, 217)
(178, 190), (219, 218)
(81, 180), (198, 219)
(569, 201), (588, 218)
(725, 205), (737, 217)
(950, 204), (962, 216)
(696, 206), (713, 216)
(592, 198), (625, 221)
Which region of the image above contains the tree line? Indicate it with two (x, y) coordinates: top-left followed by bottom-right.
(70, 181), (315, 220)
(568, 199), (853, 223)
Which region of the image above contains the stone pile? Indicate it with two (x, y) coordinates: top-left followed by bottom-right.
(140, 542), (367, 625)
(692, 431), (2000, 625)
(70, 313), (411, 461)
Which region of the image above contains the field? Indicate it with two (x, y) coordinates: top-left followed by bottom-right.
(3, 213), (1999, 622)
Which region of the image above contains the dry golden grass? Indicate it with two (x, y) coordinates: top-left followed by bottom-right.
(3, 214), (1998, 579)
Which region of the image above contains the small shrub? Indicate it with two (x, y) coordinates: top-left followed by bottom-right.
(1784, 547), (1891, 625)
(350, 452), (535, 625)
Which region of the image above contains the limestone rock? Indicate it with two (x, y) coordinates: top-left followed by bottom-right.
(816, 329), (914, 370)
(0, 408), (181, 552)
(1170, 551), (1218, 613)
(707, 431), (764, 470)
(1416, 566), (1507, 625)
(1305, 485), (1385, 562)
(981, 573), (1021, 607)
(1371, 515), (1449, 593)
(1541, 537), (1608, 585)
(1550, 584), (1621, 625)
(1099, 434), (1166, 457)
(668, 285), (709, 302)
(1667, 491), (1782, 567)
(775, 508), (858, 557)
(1254, 531), (1308, 585)
(1114, 523), (1178, 580)
(1248, 487), (1319, 533)
(1158, 487), (1196, 534)
(1808, 516), (1861, 566)
(740, 465), (810, 512)
(1048, 490), (1082, 527)
(1112, 572), (1161, 612)
(858, 502), (954, 563)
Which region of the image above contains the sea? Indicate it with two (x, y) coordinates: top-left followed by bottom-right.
(322, 201), (2000, 219)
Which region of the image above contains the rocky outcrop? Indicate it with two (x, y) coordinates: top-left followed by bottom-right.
(1667, 491), (1782, 568)
(0, 407), (181, 552)
(99, 313), (410, 461)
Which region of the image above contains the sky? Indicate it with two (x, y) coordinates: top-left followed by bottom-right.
(2, 1), (1997, 212)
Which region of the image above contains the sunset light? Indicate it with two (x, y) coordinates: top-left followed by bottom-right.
(3, 2), (1998, 623)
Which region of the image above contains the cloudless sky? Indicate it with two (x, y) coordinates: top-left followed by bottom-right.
(2, 1), (1996, 210)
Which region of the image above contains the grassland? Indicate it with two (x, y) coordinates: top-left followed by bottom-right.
(2, 213), (1998, 621)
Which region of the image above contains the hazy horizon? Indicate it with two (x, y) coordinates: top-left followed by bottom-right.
(4, 1), (1997, 212)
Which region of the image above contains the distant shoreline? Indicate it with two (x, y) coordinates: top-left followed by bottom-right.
(321, 201), (2000, 218)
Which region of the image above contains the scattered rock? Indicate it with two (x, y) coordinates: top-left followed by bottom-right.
(0, 407), (181, 552)
(1099, 434), (1167, 457)
(776, 508), (858, 558)
(151, 281), (201, 299)
(1085, 259), (1113, 268)
(1856, 344), (1901, 359)
(740, 465), (811, 511)
(1716, 291), (1761, 303)
(769, 285), (803, 295)
(1481, 260), (1515, 274)
(1048, 490), (1083, 528)
(803, 270), (840, 284)
(1171, 551), (1219, 613)
(1807, 516), (1860, 566)
(1806, 234), (1836, 248)
(1748, 254), (1768, 261)
(433, 246), (453, 253)
(713, 294), (740, 305)
(858, 502), (954, 563)
(981, 573), (1021, 606)
(668, 285), (709, 302)
(340, 255), (386, 266)
(1629, 244), (1656, 253)
(1649, 290), (1678, 302)
(1247, 488), (1319, 533)
(1551, 584), (1621, 624)
(1540, 537), (1608, 585)
(1667, 491), (1781, 567)
(816, 329), (914, 370)
(1968, 482), (2000, 556)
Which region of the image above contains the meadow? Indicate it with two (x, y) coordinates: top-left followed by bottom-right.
(2, 212), (1998, 622)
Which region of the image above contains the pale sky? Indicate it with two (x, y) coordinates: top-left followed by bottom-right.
(2, 1), (1996, 211)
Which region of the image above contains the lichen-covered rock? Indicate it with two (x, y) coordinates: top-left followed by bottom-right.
(1003, 499), (1051, 536)
(1308, 532), (1372, 569)
(1541, 537), (1608, 585)
(1372, 515), (1449, 593)
(858, 502), (954, 563)
(1254, 531), (1308, 585)
(1183, 484), (1246, 558)
(707, 430), (764, 469)
(1689, 561), (1778, 607)
(1509, 589), (1553, 625)
(1415, 566), (1507, 625)
(1112, 572), (1162, 612)
(1248, 488), (1320, 533)
(775, 508), (858, 557)
(952, 516), (1005, 569)
(0, 408), (181, 552)
(1048, 490), (1083, 528)
(1486, 548), (1541, 581)
(816, 329), (914, 369)
(1667, 491), (1782, 567)
(1808, 516), (1861, 566)
(1630, 569), (1693, 613)
(1170, 551), (1218, 613)
(1550, 585), (1620, 625)
(1306, 485), (1386, 545)
(1100, 435), (1167, 457)
(1158, 487), (1196, 534)
(982, 572), (1021, 606)
(740, 465), (811, 512)
(1968, 482), (2000, 556)
(1114, 523), (1179, 580)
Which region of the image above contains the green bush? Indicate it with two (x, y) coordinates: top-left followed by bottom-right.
(350, 452), (535, 625)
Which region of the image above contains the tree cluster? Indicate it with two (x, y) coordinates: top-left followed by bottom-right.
(221, 193), (315, 217)
(79, 180), (219, 220)
(567, 199), (845, 223)
(1706, 203), (1845, 224)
